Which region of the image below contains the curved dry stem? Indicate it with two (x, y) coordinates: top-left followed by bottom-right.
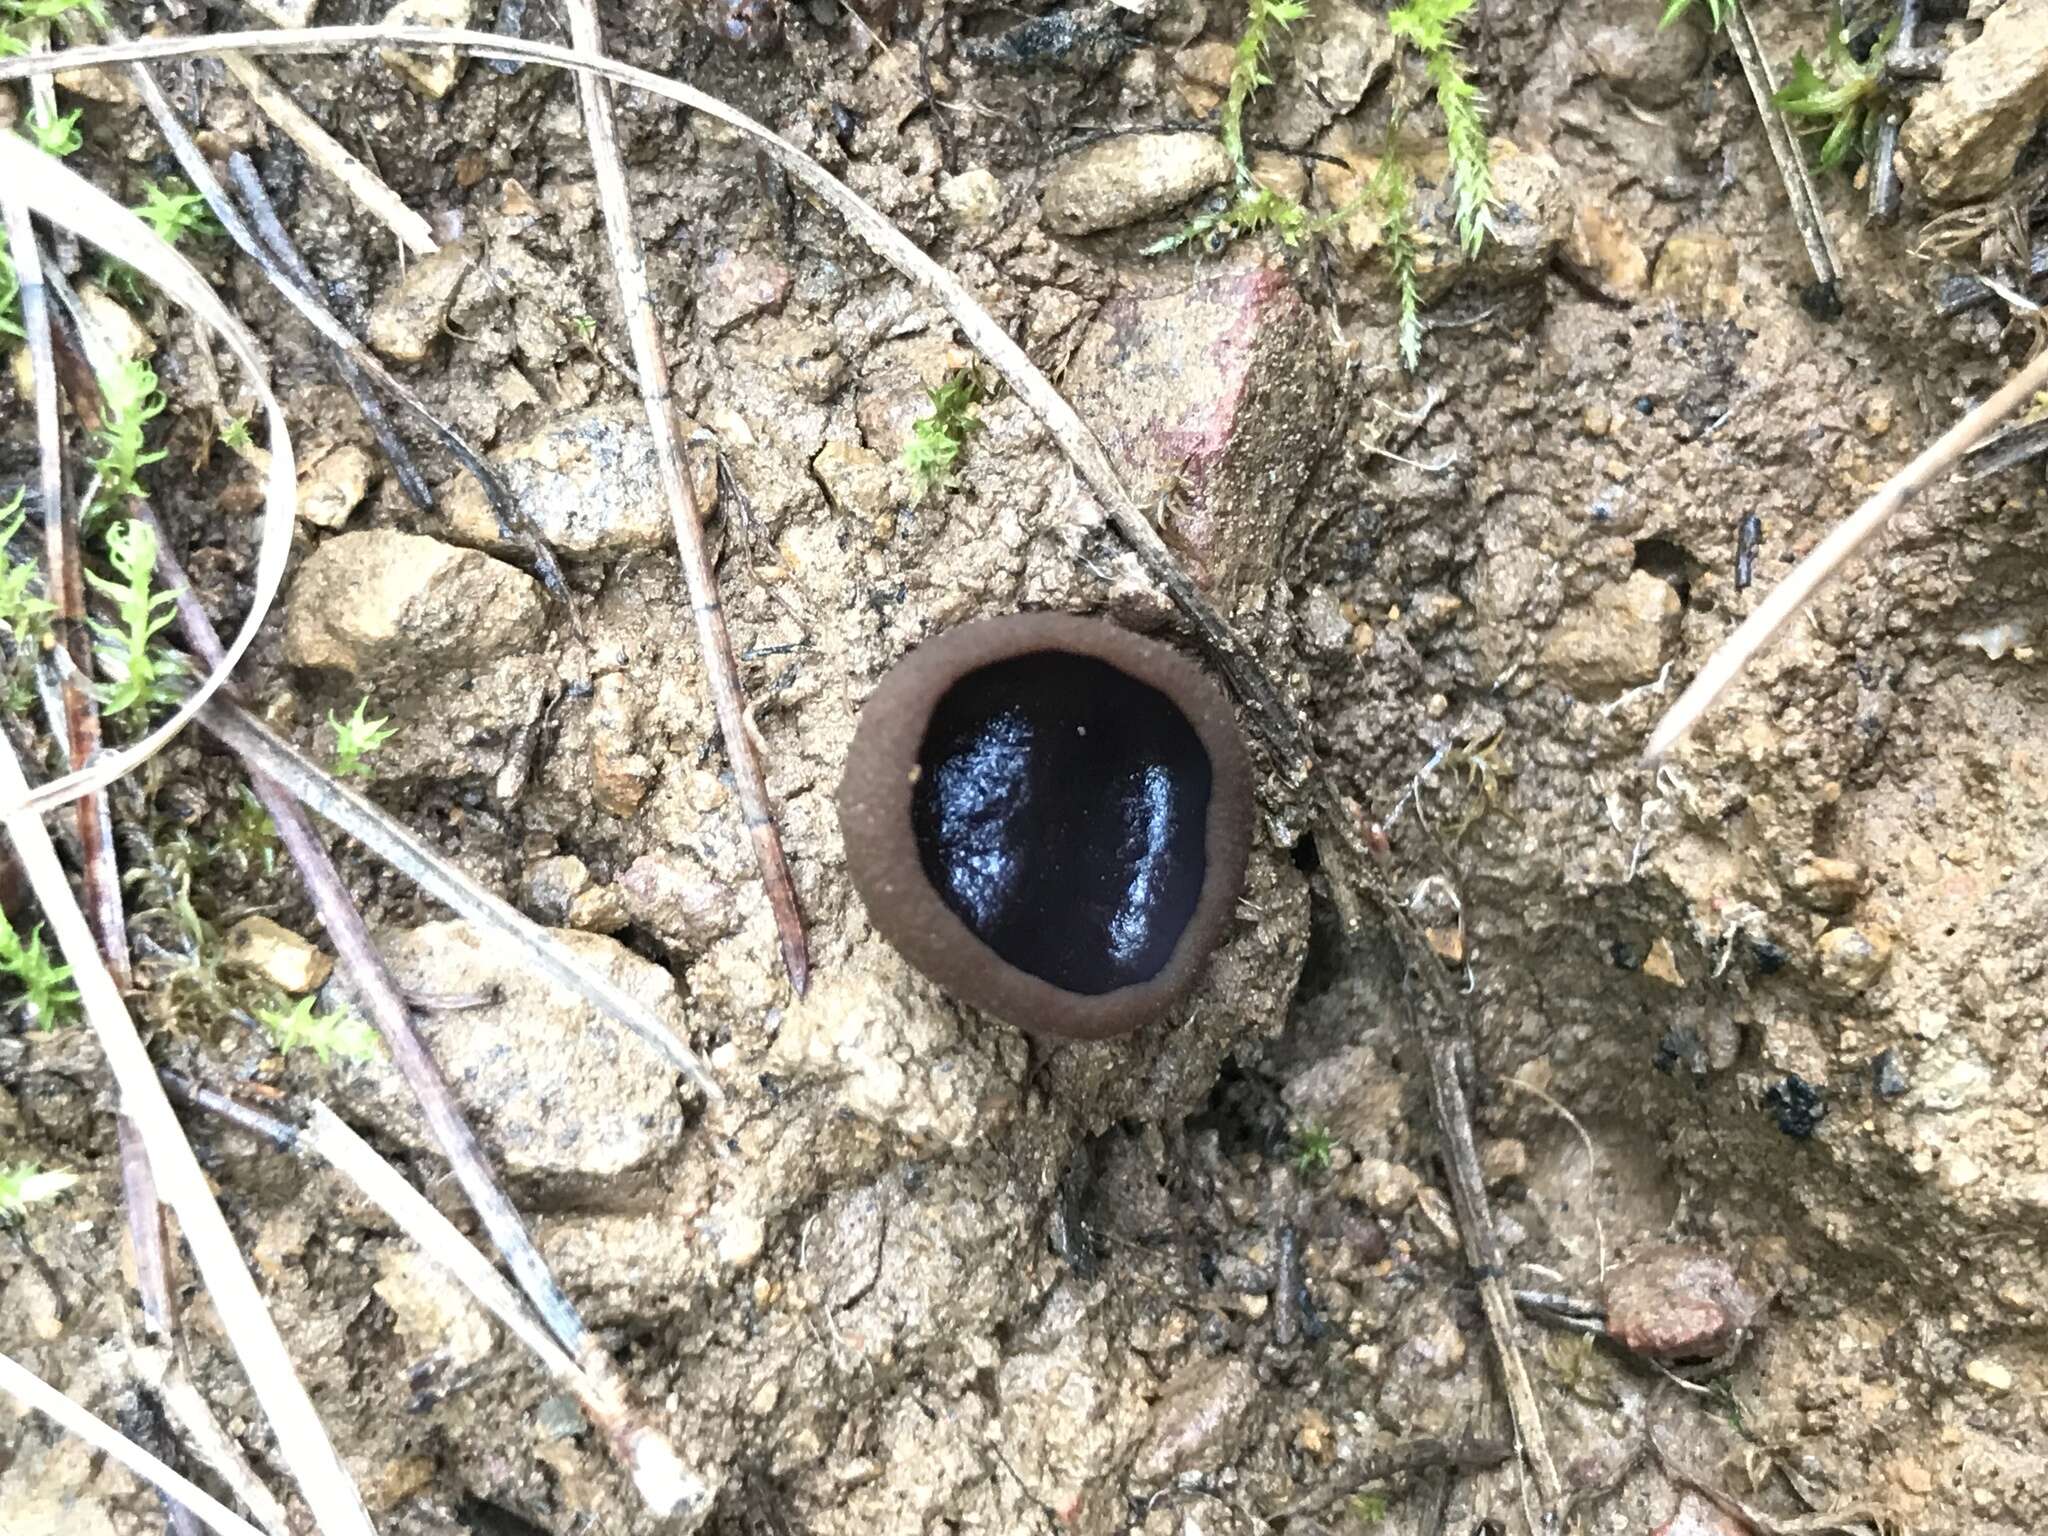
(0, 134), (297, 823)
(0, 26), (1319, 790)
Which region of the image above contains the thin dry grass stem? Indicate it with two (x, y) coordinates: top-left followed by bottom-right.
(166, 1076), (711, 1520)
(0, 737), (378, 1536)
(0, 204), (130, 983)
(117, 1119), (207, 1536)
(117, 55), (571, 604)
(0, 134), (298, 822)
(5, 226), (192, 1536)
(1725, 0), (1843, 291)
(0, 1353), (268, 1536)
(1496, 1072), (1607, 1284)
(222, 153), (433, 510)
(1, 25), (1359, 913)
(1425, 1038), (1567, 1526)
(197, 698), (719, 1097)
(1645, 341), (2048, 761)
(127, 1344), (296, 1536)
(563, 0), (810, 995)
(219, 51), (437, 257)
(120, 498), (692, 1509)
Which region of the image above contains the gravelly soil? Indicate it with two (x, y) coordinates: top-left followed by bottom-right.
(2, 2), (2045, 1534)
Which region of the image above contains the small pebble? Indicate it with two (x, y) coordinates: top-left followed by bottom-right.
(225, 916), (333, 994)
(1965, 1357), (2013, 1393)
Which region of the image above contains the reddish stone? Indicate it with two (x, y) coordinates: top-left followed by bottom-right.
(1605, 1245), (1759, 1362)
(1063, 263), (1335, 597)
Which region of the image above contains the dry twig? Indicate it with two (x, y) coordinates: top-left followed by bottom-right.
(0, 736), (377, 1535)
(197, 698), (717, 1095)
(562, 0), (810, 993)
(166, 1077), (710, 1519)
(0, 1353), (267, 1536)
(0, 204), (128, 978)
(1426, 1038), (1567, 1525)
(1646, 342), (2048, 760)
(220, 51), (437, 256)
(1725, 0), (1843, 294)
(223, 153), (433, 510)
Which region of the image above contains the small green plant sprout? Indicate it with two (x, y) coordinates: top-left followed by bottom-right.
(902, 366), (988, 500)
(0, 1161), (78, 1221)
(1222, 0), (1310, 175)
(1346, 1491), (1389, 1527)
(25, 103), (82, 157)
(257, 995), (381, 1066)
(86, 518), (184, 719)
(1388, 0), (1495, 256)
(328, 696), (397, 778)
(87, 357), (169, 521)
(1658, 0), (1729, 30)
(1, 0), (109, 25)
(1292, 1122), (1337, 1176)
(0, 490), (56, 648)
(218, 785), (279, 877)
(1371, 152), (1426, 370)
(0, 906), (78, 1031)
(1771, 17), (1897, 172)
(1, 231), (22, 340)
(132, 178), (217, 246)
(218, 415), (253, 451)
(1144, 181), (1310, 256)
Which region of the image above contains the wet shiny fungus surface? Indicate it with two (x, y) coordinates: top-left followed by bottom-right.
(836, 612), (1253, 1040)
(911, 652), (1211, 996)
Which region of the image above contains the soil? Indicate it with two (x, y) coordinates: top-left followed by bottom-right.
(3, 2), (2046, 1535)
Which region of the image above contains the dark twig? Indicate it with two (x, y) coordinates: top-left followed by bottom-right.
(487, 0), (528, 73)
(223, 155), (433, 511)
(1726, 0), (1843, 294)
(1426, 1038), (1567, 1524)
(562, 0), (811, 995)
(1867, 0), (1920, 224)
(118, 54), (575, 608)
(15, 217), (193, 1536)
(0, 203), (129, 987)
(1961, 415), (2048, 480)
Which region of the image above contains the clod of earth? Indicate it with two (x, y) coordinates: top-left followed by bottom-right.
(837, 613), (1252, 1040)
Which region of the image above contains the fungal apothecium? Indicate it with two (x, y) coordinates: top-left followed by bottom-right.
(837, 613), (1252, 1040)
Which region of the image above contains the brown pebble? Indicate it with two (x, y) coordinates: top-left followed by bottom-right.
(1606, 1245), (1758, 1362)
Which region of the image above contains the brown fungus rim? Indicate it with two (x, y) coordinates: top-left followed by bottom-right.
(836, 612), (1254, 1041)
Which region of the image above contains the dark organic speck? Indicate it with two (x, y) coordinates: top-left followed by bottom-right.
(1764, 1075), (1827, 1139)
(1748, 935), (1788, 974)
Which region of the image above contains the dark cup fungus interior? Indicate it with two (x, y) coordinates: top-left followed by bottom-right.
(837, 613), (1253, 1040)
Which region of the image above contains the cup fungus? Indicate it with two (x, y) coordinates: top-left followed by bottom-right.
(837, 612), (1253, 1040)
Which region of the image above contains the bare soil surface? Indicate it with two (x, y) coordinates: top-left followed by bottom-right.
(3, 2), (2046, 1534)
